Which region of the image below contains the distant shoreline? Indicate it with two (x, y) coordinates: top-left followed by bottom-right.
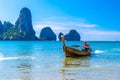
(0, 40), (119, 42)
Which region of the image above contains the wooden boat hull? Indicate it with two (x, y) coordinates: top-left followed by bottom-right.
(63, 46), (91, 57)
(61, 35), (91, 57)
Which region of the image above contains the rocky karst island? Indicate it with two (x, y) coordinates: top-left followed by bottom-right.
(0, 7), (81, 41)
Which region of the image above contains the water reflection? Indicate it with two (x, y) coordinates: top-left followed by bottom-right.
(63, 56), (90, 68)
(14, 42), (34, 80)
(61, 56), (90, 80)
(16, 60), (33, 80)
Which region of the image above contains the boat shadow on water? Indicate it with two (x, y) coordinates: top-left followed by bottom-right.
(61, 56), (91, 80)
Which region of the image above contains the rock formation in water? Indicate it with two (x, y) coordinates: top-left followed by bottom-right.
(0, 21), (3, 34)
(65, 29), (81, 41)
(0, 21), (15, 40)
(0, 7), (37, 40)
(0, 7), (38, 40)
(15, 7), (36, 40)
(3, 21), (14, 32)
(0, 7), (82, 41)
(39, 27), (56, 41)
(0, 21), (3, 40)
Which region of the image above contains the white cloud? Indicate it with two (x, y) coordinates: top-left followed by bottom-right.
(84, 30), (120, 35)
(33, 17), (98, 36)
(81, 30), (120, 41)
(33, 17), (120, 41)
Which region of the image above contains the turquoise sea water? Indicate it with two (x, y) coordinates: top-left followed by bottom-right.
(0, 41), (120, 80)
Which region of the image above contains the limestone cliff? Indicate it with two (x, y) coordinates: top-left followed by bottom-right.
(39, 27), (56, 41)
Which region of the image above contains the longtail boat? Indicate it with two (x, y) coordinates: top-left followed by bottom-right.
(61, 35), (91, 57)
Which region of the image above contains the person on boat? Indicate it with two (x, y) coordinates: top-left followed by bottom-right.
(84, 41), (90, 51)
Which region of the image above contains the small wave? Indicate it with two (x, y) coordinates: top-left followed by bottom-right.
(0, 52), (20, 61)
(0, 56), (35, 61)
(94, 50), (106, 54)
(0, 52), (35, 61)
(19, 56), (35, 60)
(0, 57), (19, 61)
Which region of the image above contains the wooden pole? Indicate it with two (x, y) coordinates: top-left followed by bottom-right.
(61, 35), (65, 51)
(61, 35), (65, 45)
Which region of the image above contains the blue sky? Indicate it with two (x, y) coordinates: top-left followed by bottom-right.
(0, 0), (120, 41)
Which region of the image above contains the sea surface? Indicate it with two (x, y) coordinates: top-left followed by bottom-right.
(0, 41), (120, 80)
